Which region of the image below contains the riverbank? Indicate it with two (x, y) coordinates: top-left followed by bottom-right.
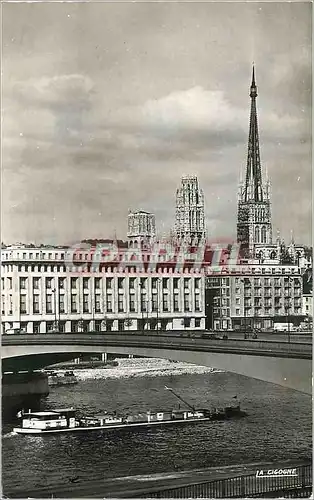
(48, 358), (222, 381)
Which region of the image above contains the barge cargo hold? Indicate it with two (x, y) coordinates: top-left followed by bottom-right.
(13, 403), (246, 435)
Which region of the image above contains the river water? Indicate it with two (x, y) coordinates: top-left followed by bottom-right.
(2, 359), (312, 497)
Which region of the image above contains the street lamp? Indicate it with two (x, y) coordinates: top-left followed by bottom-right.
(139, 279), (144, 331)
(285, 277), (294, 344)
(52, 287), (58, 332)
(240, 278), (249, 338)
(156, 278), (161, 332)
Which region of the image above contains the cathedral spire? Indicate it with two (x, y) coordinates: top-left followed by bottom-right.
(244, 64), (263, 202)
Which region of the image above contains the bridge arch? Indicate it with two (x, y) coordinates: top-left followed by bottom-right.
(2, 337), (311, 394)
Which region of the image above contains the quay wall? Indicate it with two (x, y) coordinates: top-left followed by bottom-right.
(2, 372), (49, 416)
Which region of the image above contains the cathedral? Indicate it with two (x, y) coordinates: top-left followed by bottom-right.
(237, 67), (307, 267)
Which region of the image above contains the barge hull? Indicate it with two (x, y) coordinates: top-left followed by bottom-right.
(13, 417), (212, 435)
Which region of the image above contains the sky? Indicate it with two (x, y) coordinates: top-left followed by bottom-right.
(2, 1), (312, 246)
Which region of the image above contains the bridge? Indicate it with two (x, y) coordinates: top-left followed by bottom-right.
(2, 332), (312, 393)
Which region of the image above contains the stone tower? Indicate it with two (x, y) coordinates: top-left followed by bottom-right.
(175, 175), (206, 244)
(237, 66), (272, 258)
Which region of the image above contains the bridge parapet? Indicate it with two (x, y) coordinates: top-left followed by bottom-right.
(2, 333), (312, 359)
(128, 463), (312, 499)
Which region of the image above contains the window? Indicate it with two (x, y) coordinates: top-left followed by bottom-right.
(83, 278), (89, 290)
(58, 278), (65, 289)
(162, 296), (169, 312)
(1, 295), (5, 315)
(195, 278), (201, 290)
(236, 297), (240, 305)
(46, 295), (53, 314)
(95, 320), (102, 332)
(129, 278), (135, 289)
(83, 295), (89, 313)
(118, 278), (124, 289)
(20, 295), (27, 314)
(95, 277), (101, 289)
(184, 295), (190, 312)
(152, 294), (158, 312)
(173, 278), (179, 289)
(71, 321), (78, 333)
(141, 297), (147, 312)
(58, 321), (66, 333)
(106, 295), (113, 312)
(59, 294), (65, 313)
(152, 278), (158, 289)
(195, 318), (201, 328)
(46, 278), (53, 289)
(45, 321), (53, 332)
(236, 308), (240, 315)
(33, 322), (40, 334)
(184, 318), (191, 328)
(20, 277), (27, 290)
(33, 295), (40, 314)
(8, 277), (12, 289)
(106, 278), (113, 289)
(33, 277), (40, 289)
(129, 295), (136, 312)
(95, 295), (101, 313)
(174, 294), (179, 312)
(71, 294), (77, 313)
(195, 295), (200, 311)
(118, 295), (124, 312)
(184, 278), (190, 290)
(162, 278), (169, 289)
(71, 278), (78, 289)
(118, 319), (125, 330)
(140, 278), (147, 289)
(9, 295), (13, 314)
(235, 287), (240, 294)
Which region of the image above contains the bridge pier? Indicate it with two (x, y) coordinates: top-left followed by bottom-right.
(2, 371), (49, 417)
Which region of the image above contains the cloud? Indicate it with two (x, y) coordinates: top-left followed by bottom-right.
(13, 74), (94, 110)
(2, 2), (311, 245)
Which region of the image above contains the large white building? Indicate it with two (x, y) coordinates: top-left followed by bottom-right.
(1, 245), (205, 334)
(205, 264), (304, 331)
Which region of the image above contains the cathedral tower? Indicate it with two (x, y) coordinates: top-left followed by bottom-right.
(175, 175), (206, 244)
(237, 66), (272, 257)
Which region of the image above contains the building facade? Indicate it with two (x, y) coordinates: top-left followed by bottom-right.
(205, 264), (304, 331)
(1, 245), (205, 334)
(175, 175), (206, 244)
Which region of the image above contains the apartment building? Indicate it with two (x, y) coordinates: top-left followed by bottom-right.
(205, 264), (304, 331)
(1, 245), (205, 334)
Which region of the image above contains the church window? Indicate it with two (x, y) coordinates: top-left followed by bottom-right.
(255, 226), (260, 242)
(261, 226), (267, 243)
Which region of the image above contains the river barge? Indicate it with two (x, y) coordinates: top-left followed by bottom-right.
(13, 387), (246, 435)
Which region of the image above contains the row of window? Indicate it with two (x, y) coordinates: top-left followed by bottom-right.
(5, 276), (202, 291)
(235, 307), (302, 316)
(16, 293), (202, 315)
(1, 251), (66, 260)
(4, 317), (202, 334)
